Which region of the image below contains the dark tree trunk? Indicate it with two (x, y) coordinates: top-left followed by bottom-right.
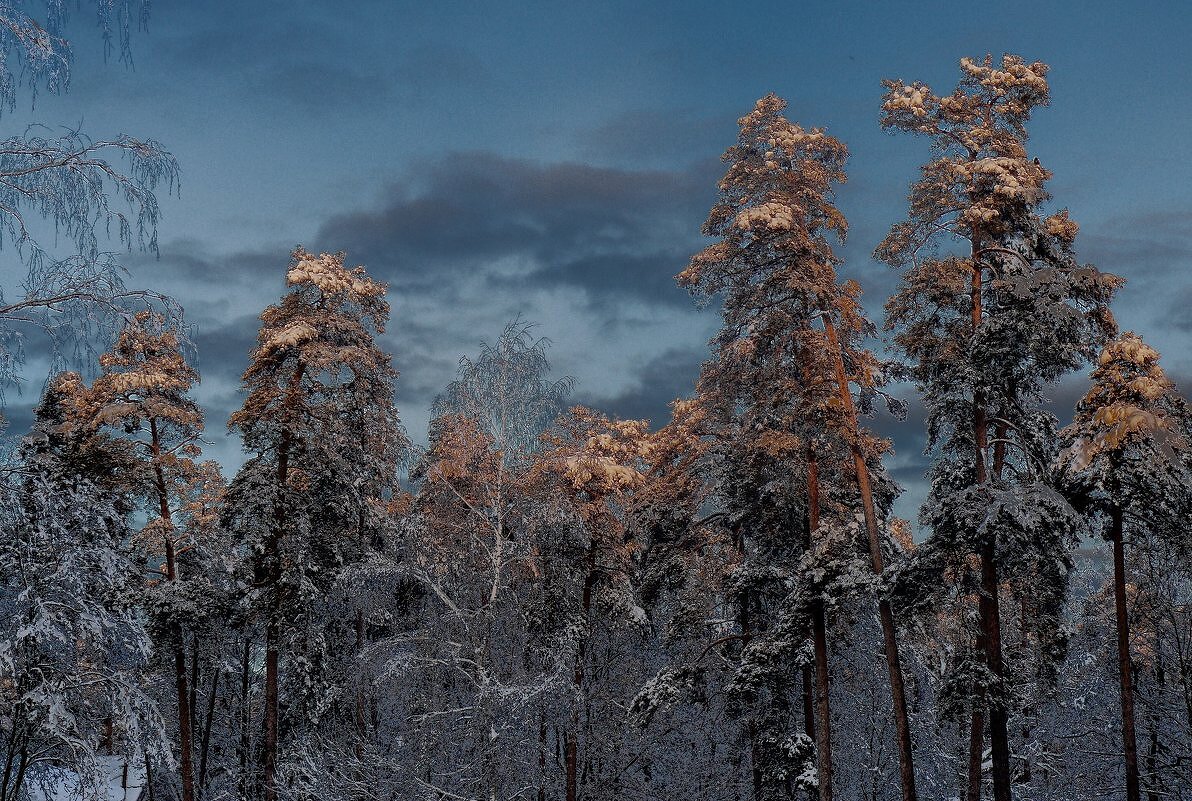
(1111, 505), (1141, 801)
(807, 447), (834, 801)
(151, 418), (195, 801)
(967, 699), (985, 801)
(980, 535), (1011, 801)
(822, 314), (918, 801)
(239, 637), (252, 799)
(197, 668), (218, 801)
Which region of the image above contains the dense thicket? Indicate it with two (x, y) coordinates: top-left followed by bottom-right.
(1, 49), (1190, 801)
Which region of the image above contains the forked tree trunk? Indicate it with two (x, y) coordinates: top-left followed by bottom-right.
(806, 446), (833, 801)
(1110, 505), (1141, 801)
(821, 315), (917, 801)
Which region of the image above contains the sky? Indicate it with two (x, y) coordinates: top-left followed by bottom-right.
(4, 0), (1192, 522)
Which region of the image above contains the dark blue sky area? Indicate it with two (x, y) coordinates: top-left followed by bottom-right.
(8, 0), (1192, 521)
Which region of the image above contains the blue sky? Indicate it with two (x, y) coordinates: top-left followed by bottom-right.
(7, 0), (1192, 521)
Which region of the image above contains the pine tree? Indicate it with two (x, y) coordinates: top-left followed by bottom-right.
(227, 248), (405, 801)
(1058, 333), (1191, 801)
(534, 407), (653, 801)
(879, 55), (1122, 801)
(676, 93), (912, 800)
(82, 310), (209, 801)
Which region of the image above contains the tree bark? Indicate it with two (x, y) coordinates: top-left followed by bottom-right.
(567, 539), (599, 801)
(968, 232), (1011, 801)
(263, 366), (302, 801)
(807, 446), (834, 801)
(980, 535), (1011, 801)
(1111, 505), (1141, 801)
(967, 697), (985, 801)
(151, 418), (195, 801)
(821, 314), (917, 801)
(197, 668), (218, 801)
(239, 637), (252, 799)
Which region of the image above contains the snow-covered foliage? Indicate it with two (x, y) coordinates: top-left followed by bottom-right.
(0, 376), (163, 801)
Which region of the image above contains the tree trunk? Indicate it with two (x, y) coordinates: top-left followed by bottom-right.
(174, 642), (196, 801)
(262, 367), (302, 801)
(980, 536), (1011, 801)
(239, 637), (252, 799)
(567, 540), (598, 801)
(968, 236), (1011, 801)
(151, 418), (195, 801)
(263, 622), (280, 801)
(197, 668), (218, 801)
(807, 447), (834, 801)
(967, 700), (985, 801)
(1111, 505), (1141, 801)
(822, 314), (917, 801)
(262, 430), (289, 801)
(802, 664), (816, 745)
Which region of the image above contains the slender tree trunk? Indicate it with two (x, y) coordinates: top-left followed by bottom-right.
(239, 637), (252, 799)
(806, 446), (834, 801)
(197, 668), (218, 801)
(262, 430), (290, 801)
(968, 234), (1011, 801)
(175, 643), (196, 801)
(802, 664), (816, 745)
(8, 745), (26, 801)
(567, 540), (598, 801)
(1111, 505), (1141, 801)
(538, 711), (548, 801)
(263, 367), (302, 801)
(263, 620), (280, 801)
(822, 314), (917, 801)
(980, 535), (1011, 801)
(151, 419), (196, 801)
(144, 752), (156, 801)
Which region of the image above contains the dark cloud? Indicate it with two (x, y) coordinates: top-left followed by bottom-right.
(574, 345), (708, 427)
(312, 152), (720, 309)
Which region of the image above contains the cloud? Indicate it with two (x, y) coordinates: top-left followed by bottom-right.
(312, 151), (720, 309)
(574, 345), (708, 427)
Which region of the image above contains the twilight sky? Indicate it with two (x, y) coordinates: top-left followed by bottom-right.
(6, 0), (1192, 521)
